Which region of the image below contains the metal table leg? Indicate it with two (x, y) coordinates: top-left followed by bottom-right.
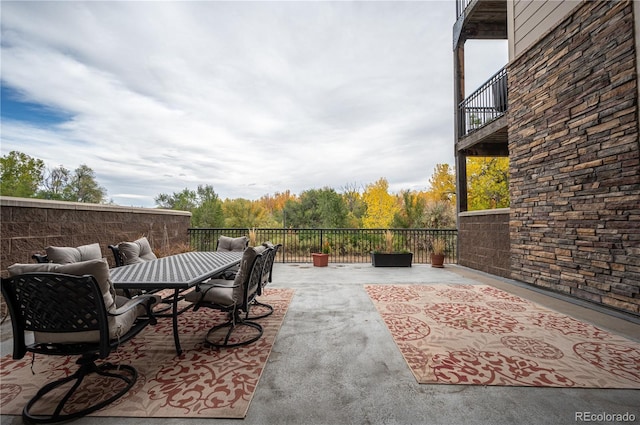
(171, 289), (182, 355)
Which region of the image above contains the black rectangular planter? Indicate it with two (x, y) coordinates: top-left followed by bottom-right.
(371, 252), (413, 267)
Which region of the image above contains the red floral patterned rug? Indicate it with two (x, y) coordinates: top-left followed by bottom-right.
(365, 284), (640, 388)
(1, 288), (294, 418)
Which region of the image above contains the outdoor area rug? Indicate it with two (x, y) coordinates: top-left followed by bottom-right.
(1, 288), (294, 419)
(365, 284), (640, 388)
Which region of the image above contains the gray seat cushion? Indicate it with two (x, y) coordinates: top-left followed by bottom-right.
(186, 246), (264, 307)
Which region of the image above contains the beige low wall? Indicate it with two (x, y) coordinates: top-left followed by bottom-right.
(1, 196), (191, 276)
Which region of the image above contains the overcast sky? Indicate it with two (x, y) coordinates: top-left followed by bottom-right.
(1, 1), (507, 208)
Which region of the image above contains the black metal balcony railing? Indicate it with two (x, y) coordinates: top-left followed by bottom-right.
(188, 228), (458, 265)
(458, 67), (508, 138)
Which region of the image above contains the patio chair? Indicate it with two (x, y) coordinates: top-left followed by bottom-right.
(247, 242), (282, 320)
(114, 237), (168, 301)
(185, 246), (265, 348)
(2, 259), (158, 424)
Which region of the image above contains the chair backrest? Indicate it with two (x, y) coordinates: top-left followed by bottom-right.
(257, 246), (274, 289)
(261, 243), (282, 284)
(216, 235), (249, 252)
(45, 243), (102, 264)
(1, 272), (111, 359)
(108, 245), (125, 267)
(117, 237), (157, 265)
(231, 247), (265, 310)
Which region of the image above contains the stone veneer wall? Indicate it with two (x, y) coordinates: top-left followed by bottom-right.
(458, 209), (511, 278)
(508, 1), (640, 315)
(1, 196), (191, 276)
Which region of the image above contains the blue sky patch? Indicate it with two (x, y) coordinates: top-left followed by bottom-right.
(1, 85), (72, 126)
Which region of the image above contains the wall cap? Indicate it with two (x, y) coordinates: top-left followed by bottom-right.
(459, 208), (510, 217)
(0, 196), (191, 216)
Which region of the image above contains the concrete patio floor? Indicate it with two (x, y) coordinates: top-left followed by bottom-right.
(2, 263), (639, 425)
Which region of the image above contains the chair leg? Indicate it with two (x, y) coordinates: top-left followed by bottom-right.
(246, 298), (274, 320)
(205, 310), (263, 348)
(23, 354), (137, 424)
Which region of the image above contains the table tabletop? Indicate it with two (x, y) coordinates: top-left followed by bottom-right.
(110, 251), (243, 289)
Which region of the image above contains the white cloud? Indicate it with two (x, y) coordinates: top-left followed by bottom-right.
(1, 1), (503, 207)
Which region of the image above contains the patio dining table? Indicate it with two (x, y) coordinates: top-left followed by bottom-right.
(110, 251), (243, 355)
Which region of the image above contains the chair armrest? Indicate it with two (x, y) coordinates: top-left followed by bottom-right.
(190, 280), (238, 311)
(32, 254), (49, 263)
(110, 294), (160, 324)
(197, 279), (239, 292)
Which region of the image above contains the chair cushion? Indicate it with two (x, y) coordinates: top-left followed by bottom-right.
(7, 258), (117, 314)
(118, 237), (157, 265)
(185, 280), (235, 307)
(185, 247), (260, 307)
(217, 236), (248, 252)
(45, 243), (102, 264)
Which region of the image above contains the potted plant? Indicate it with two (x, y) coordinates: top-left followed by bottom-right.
(430, 237), (446, 268)
(312, 241), (331, 267)
(371, 230), (413, 267)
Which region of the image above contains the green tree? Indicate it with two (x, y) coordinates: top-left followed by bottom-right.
(155, 188), (198, 210)
(38, 165), (71, 200)
(341, 182), (366, 227)
(191, 185), (224, 227)
(62, 164), (107, 203)
(392, 190), (425, 228)
(362, 178), (398, 228)
(467, 157), (510, 210)
(283, 188), (348, 228)
(0, 151), (45, 197)
(156, 185), (225, 227)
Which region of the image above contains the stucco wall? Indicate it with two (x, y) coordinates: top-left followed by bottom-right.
(508, 1), (640, 315)
(1, 196), (191, 276)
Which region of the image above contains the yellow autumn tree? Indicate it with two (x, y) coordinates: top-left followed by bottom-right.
(257, 190), (296, 214)
(467, 157), (510, 210)
(426, 163), (456, 203)
(362, 177), (399, 228)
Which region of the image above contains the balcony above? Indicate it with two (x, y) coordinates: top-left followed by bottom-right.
(456, 66), (508, 156)
(454, 0), (507, 47)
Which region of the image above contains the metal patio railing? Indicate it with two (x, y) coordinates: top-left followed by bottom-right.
(188, 228), (458, 265)
(458, 66), (508, 138)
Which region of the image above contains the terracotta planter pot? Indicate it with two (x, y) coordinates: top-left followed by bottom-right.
(431, 254), (445, 268)
(312, 253), (329, 267)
